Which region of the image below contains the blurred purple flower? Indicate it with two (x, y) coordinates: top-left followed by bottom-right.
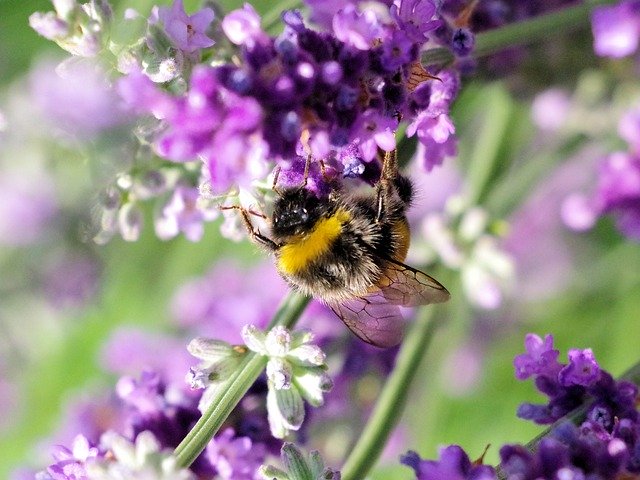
(206, 428), (266, 479)
(0, 374), (20, 434)
(564, 151), (640, 240)
(42, 253), (100, 310)
(0, 169), (57, 246)
(333, 4), (385, 50)
(305, 0), (355, 29)
(531, 88), (571, 131)
(172, 259), (337, 344)
(30, 59), (129, 139)
(592, 0), (640, 58)
(222, 4), (267, 47)
(508, 151), (598, 301)
(171, 260), (289, 342)
(153, 0), (215, 53)
(49, 392), (124, 447)
(100, 328), (194, 385)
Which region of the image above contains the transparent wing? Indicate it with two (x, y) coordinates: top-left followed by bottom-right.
(329, 293), (405, 348)
(376, 256), (450, 307)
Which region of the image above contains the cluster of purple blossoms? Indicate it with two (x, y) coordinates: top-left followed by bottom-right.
(562, 104), (640, 241)
(34, 365), (270, 479)
(118, 0), (462, 201)
(401, 334), (640, 479)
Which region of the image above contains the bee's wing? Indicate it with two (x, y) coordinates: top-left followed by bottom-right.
(328, 293), (405, 348)
(376, 256), (450, 307)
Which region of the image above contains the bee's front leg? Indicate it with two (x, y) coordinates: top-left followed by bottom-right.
(220, 205), (280, 251)
(375, 150), (398, 223)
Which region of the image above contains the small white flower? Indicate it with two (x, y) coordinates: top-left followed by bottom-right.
(242, 325), (332, 438)
(86, 431), (195, 480)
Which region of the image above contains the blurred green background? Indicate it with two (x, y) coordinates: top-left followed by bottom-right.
(1, 1), (639, 479)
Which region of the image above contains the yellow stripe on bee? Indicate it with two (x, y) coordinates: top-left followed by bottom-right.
(278, 209), (351, 275)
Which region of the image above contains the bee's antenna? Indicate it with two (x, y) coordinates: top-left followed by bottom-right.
(272, 165), (284, 196)
(301, 154), (311, 188)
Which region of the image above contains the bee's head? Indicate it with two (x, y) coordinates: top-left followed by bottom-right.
(271, 188), (326, 237)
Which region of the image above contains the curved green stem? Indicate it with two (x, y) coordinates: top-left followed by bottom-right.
(422, 0), (616, 67)
(340, 309), (441, 480)
(174, 292), (310, 468)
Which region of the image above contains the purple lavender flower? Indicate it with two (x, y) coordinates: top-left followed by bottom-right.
(153, 0), (215, 53)
(0, 168), (57, 246)
(565, 151), (640, 240)
(516, 334), (639, 434)
(513, 333), (561, 380)
(592, 0), (640, 58)
(401, 446), (496, 480)
(558, 348), (601, 387)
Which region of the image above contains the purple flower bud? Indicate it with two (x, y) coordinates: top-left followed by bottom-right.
(513, 333), (561, 380)
(321, 61), (343, 85)
(401, 445), (496, 479)
(559, 348), (601, 387)
(451, 28), (475, 56)
(222, 3), (266, 47)
(155, 0), (215, 53)
(592, 0), (640, 58)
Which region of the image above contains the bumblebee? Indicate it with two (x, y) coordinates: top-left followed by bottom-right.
(231, 150), (450, 347)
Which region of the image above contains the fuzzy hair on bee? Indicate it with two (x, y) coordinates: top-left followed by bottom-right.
(228, 150), (450, 348)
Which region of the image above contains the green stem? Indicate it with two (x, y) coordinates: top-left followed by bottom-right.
(340, 309), (440, 480)
(174, 292), (310, 468)
(422, 0), (616, 67)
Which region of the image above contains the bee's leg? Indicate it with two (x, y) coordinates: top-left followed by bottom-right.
(220, 205), (279, 251)
(375, 150), (398, 222)
(297, 154), (311, 190)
